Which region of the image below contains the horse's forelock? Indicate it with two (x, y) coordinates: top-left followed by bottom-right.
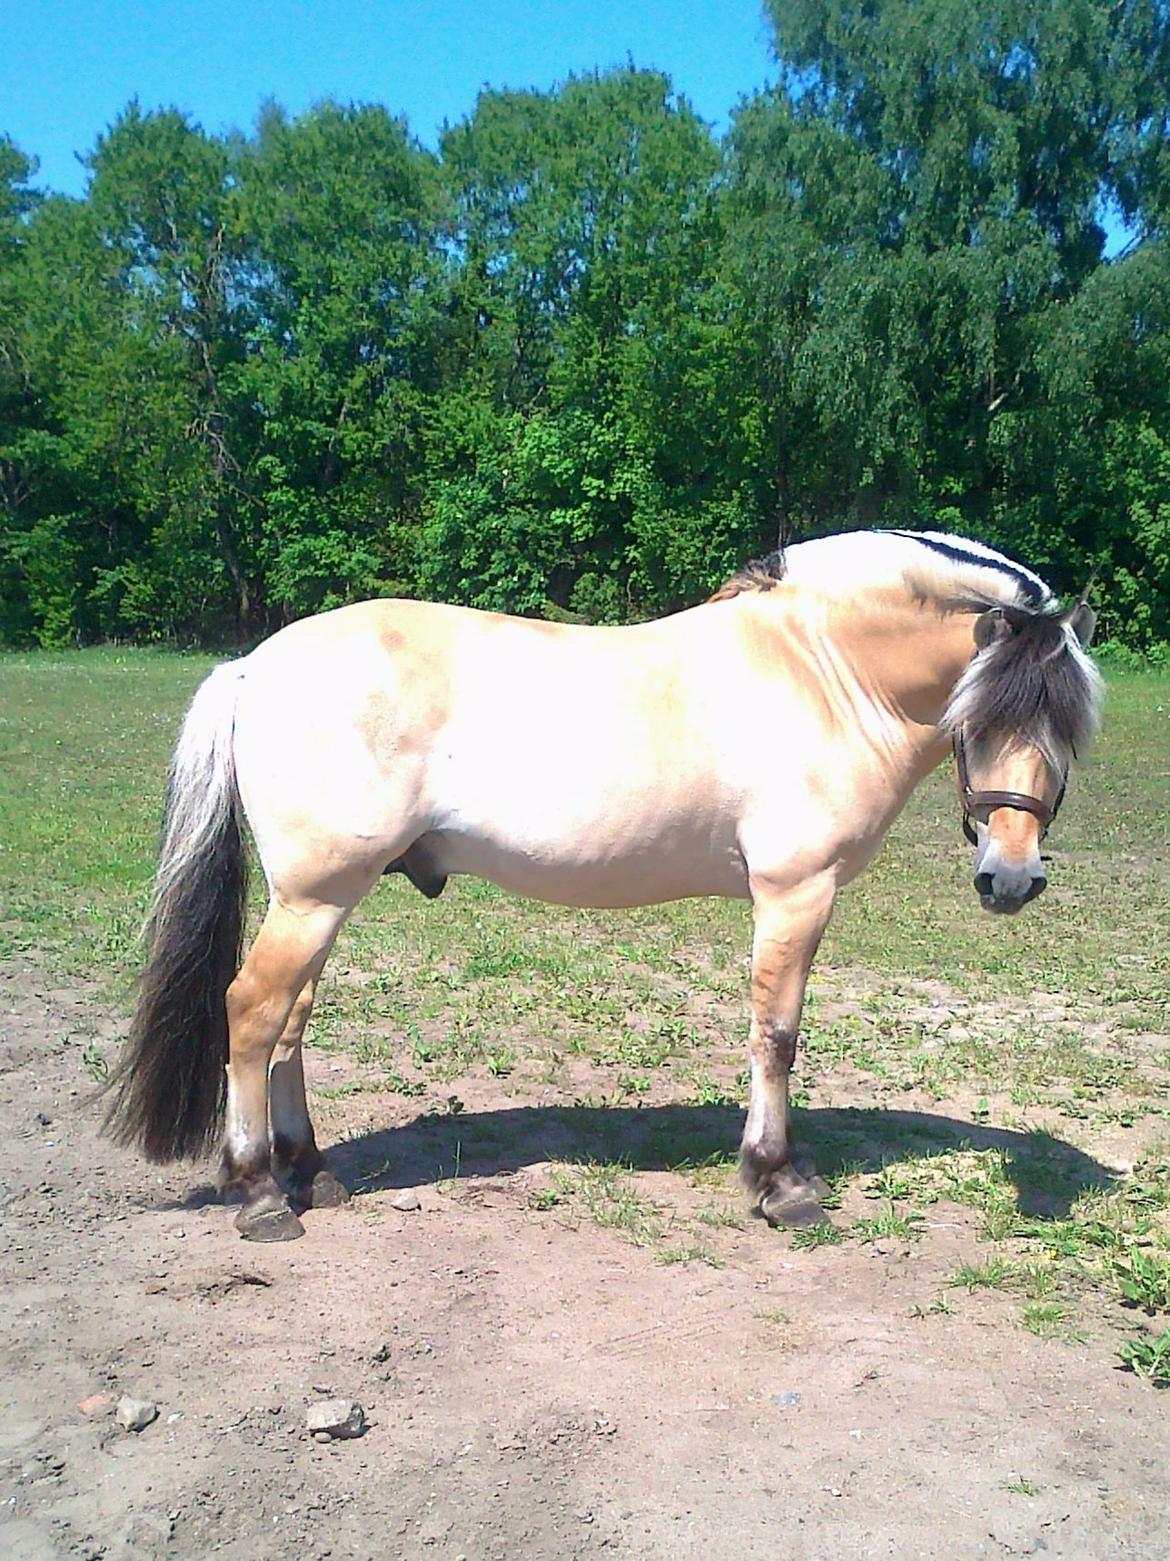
(942, 607), (1103, 771)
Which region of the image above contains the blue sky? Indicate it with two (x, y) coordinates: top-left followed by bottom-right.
(2, 0), (776, 196)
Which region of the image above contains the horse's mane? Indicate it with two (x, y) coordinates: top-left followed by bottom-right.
(709, 528), (1049, 611)
(707, 549), (788, 602)
(711, 528), (1103, 767)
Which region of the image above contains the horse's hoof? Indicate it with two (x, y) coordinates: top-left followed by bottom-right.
(235, 1205), (305, 1242)
(760, 1189), (831, 1229)
(307, 1169), (350, 1209)
(789, 1152), (829, 1201)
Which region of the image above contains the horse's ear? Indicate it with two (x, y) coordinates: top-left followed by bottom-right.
(1068, 601), (1097, 647)
(973, 607), (1013, 650)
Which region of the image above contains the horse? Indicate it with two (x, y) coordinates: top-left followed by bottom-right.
(105, 529), (1102, 1241)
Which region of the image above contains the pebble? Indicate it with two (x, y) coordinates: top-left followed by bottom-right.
(116, 1396), (159, 1432)
(391, 1190), (421, 1212)
(305, 1399), (366, 1440)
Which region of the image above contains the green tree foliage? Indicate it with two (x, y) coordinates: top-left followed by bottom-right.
(425, 71), (758, 617)
(1, 8), (1168, 649)
(233, 102), (443, 619)
(728, 0), (1170, 643)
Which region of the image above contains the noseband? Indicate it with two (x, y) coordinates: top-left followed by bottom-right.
(953, 731), (1066, 848)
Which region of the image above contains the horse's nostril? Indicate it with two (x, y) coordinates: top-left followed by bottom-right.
(1023, 875), (1047, 903)
(973, 872), (994, 897)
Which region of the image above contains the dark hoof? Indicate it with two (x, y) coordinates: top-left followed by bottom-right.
(760, 1190), (831, 1229)
(235, 1205), (305, 1242)
(306, 1169), (350, 1209)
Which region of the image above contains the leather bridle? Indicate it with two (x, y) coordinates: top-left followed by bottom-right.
(953, 731), (1067, 848)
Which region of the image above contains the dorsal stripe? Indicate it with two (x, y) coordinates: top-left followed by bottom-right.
(887, 530), (1048, 607)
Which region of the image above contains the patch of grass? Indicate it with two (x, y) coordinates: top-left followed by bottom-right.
(549, 1163), (665, 1248)
(672, 1152), (738, 1189)
(1020, 1301), (1084, 1343)
(435, 1140), (464, 1196)
(383, 1069), (427, 1097)
(81, 1040), (109, 1083)
(910, 1296), (953, 1318)
(949, 1257), (1015, 1292)
(1117, 1330), (1170, 1386)
(693, 1200), (745, 1230)
(1004, 1477), (1042, 1497)
(791, 1222), (845, 1249)
(1105, 1247), (1170, 1313)
(755, 1307), (791, 1328)
(658, 1239), (722, 1268)
(851, 1202), (924, 1244)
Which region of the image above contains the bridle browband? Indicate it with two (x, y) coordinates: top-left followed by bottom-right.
(952, 731), (1067, 848)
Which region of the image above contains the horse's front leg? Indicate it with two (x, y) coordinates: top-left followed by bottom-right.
(739, 870), (836, 1227)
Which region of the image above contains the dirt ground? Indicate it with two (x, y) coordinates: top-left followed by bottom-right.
(2, 956), (1167, 1561)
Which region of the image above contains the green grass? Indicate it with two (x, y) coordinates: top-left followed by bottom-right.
(3, 647), (1169, 1352)
(1117, 1329), (1170, 1385)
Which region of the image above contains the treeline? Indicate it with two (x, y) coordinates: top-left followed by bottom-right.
(2, 0), (1169, 650)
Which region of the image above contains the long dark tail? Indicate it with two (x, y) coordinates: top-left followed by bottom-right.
(105, 662), (248, 1161)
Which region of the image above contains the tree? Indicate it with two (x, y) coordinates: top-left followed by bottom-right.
(426, 69), (754, 616)
(232, 101), (443, 618)
(726, 0), (1170, 614)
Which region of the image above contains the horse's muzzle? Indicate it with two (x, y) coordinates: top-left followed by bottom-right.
(974, 870), (1047, 914)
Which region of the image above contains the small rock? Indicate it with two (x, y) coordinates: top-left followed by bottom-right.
(305, 1399), (366, 1440)
(116, 1396), (159, 1432)
(78, 1393), (110, 1417)
(391, 1190), (421, 1212)
(772, 1391), (802, 1407)
(36, 1112), (52, 1127)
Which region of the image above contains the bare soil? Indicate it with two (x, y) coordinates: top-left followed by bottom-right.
(2, 957), (1167, 1560)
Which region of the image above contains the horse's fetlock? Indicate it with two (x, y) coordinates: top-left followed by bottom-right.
(272, 1130), (319, 1175)
(739, 1138), (791, 1197)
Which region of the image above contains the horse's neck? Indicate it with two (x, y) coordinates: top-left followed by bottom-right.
(819, 594), (978, 782)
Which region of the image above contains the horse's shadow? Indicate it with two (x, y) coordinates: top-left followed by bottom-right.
(322, 1101), (1112, 1221)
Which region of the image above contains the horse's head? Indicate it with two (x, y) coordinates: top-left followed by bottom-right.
(944, 599), (1102, 915)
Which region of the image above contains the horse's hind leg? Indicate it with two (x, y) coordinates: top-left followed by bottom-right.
(218, 898), (349, 1241)
(269, 979), (350, 1211)
(739, 870), (836, 1228)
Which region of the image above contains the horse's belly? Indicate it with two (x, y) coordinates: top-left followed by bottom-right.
(423, 824), (750, 908)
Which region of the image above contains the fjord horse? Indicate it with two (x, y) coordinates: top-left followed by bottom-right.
(106, 530), (1102, 1239)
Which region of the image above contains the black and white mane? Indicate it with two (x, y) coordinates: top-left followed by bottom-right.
(719, 527), (1104, 773)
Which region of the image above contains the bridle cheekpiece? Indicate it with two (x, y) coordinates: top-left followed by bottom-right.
(953, 730), (1066, 848)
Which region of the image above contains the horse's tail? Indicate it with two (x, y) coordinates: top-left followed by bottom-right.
(105, 661), (248, 1162)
